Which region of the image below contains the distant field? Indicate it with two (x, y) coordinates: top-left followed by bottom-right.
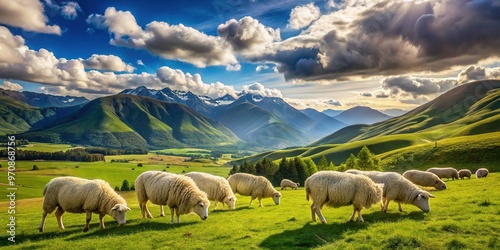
(0, 174), (498, 249)
(151, 148), (211, 156)
(17, 142), (78, 152)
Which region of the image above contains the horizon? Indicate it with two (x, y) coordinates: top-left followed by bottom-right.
(1, 0), (500, 111)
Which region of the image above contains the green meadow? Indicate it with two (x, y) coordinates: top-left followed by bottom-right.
(0, 142), (499, 249)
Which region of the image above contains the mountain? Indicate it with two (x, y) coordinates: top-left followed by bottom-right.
(119, 86), (234, 117)
(19, 95), (240, 149)
(301, 108), (348, 132)
(0, 88), (88, 108)
(214, 102), (308, 148)
(322, 109), (343, 117)
(333, 106), (392, 125)
(312, 80), (500, 145)
(0, 95), (82, 135)
(381, 108), (407, 117)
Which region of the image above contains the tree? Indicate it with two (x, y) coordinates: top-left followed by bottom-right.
(294, 157), (308, 185)
(256, 158), (279, 180)
(121, 179), (130, 191)
(229, 164), (239, 176)
(317, 155), (329, 171)
(356, 146), (381, 171)
(303, 158), (318, 176)
(32, 165), (39, 170)
(345, 154), (357, 170)
(239, 161), (256, 174)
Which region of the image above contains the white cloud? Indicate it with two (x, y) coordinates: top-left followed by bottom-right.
(45, 0), (81, 20)
(0, 0), (61, 34)
(288, 3), (321, 29)
(241, 82), (282, 98)
(458, 65), (500, 84)
(83, 54), (135, 73)
(0, 80), (23, 91)
(226, 64), (241, 71)
(87, 7), (238, 68)
(256, 65), (269, 72)
(137, 60), (144, 66)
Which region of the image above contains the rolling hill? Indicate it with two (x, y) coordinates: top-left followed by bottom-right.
(214, 102), (308, 148)
(20, 95), (240, 149)
(234, 80), (500, 166)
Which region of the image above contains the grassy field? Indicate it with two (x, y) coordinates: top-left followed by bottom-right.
(17, 142), (78, 152)
(0, 172), (499, 249)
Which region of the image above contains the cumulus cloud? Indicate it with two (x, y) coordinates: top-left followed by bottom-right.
(87, 7), (237, 68)
(217, 16), (281, 58)
(0, 0), (61, 34)
(83, 54), (135, 73)
(262, 0), (500, 82)
(256, 65), (269, 72)
(375, 91), (389, 98)
(45, 0), (81, 20)
(288, 3), (321, 29)
(137, 60), (144, 66)
(226, 64), (241, 71)
(241, 82), (282, 98)
(327, 99), (342, 106)
(360, 92), (372, 97)
(458, 65), (500, 84)
(0, 80), (23, 91)
(0, 24), (244, 99)
(381, 75), (458, 98)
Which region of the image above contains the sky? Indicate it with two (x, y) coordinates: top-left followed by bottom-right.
(1, 0), (500, 111)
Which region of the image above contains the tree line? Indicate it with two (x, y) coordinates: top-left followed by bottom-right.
(229, 146), (381, 186)
(0, 148), (105, 162)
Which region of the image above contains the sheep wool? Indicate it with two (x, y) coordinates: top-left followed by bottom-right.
(135, 171), (210, 223)
(305, 171), (383, 223)
(185, 171), (237, 210)
(403, 170), (447, 190)
(475, 168), (489, 178)
(458, 169), (472, 179)
(346, 170), (435, 213)
(227, 173), (281, 207)
(426, 167), (459, 180)
(280, 179), (300, 190)
(38, 176), (130, 232)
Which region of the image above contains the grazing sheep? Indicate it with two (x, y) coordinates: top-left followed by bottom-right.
(426, 167), (459, 180)
(227, 173), (281, 207)
(184, 172), (237, 210)
(280, 179), (300, 190)
(135, 171), (210, 223)
(346, 170), (435, 213)
(403, 170), (447, 190)
(305, 171), (383, 223)
(38, 176), (130, 232)
(458, 169), (472, 179)
(475, 168), (489, 178)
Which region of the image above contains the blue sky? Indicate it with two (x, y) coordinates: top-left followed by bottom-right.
(1, 0), (500, 111)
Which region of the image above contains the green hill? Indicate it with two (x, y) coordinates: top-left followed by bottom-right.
(20, 95), (240, 149)
(234, 80), (500, 167)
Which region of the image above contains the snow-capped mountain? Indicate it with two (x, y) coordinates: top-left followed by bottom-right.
(0, 88), (89, 108)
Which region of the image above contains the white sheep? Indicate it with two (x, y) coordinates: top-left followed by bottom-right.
(475, 168), (489, 178)
(280, 179), (300, 190)
(305, 171), (383, 223)
(227, 173), (281, 207)
(346, 170), (435, 213)
(403, 170), (447, 190)
(426, 167), (459, 180)
(458, 169), (472, 179)
(135, 171), (210, 223)
(185, 171), (237, 210)
(38, 176), (130, 232)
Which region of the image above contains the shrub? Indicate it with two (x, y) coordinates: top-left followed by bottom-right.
(75, 166), (79, 168)
(114, 186), (120, 191)
(32, 165), (39, 170)
(137, 163), (143, 167)
(130, 184), (135, 191)
(120, 179), (130, 191)
(132, 168), (135, 170)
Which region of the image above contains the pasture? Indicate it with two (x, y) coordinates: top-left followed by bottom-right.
(0, 158), (499, 249)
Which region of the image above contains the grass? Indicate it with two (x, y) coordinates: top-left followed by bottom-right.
(17, 142), (78, 152)
(0, 172), (499, 249)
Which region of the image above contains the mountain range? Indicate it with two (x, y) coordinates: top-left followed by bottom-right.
(1, 85), (403, 149)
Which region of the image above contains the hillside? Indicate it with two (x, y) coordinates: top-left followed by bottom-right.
(0, 95), (82, 135)
(20, 95), (240, 149)
(214, 102), (308, 148)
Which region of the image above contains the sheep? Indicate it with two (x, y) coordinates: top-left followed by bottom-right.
(305, 171), (383, 223)
(475, 168), (489, 178)
(426, 167), (459, 180)
(346, 170), (435, 213)
(403, 170), (447, 190)
(280, 179), (300, 190)
(184, 171), (237, 210)
(227, 173), (281, 207)
(458, 169), (472, 179)
(135, 171), (210, 223)
(38, 176), (130, 232)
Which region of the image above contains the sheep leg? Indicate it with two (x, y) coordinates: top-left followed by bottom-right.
(357, 209), (364, 222)
(349, 208), (357, 222)
(83, 212), (92, 232)
(175, 209), (181, 223)
(170, 207), (175, 223)
(310, 204), (316, 222)
(258, 197), (263, 207)
(99, 213), (106, 229)
(381, 197), (386, 211)
(38, 210), (48, 232)
(314, 204), (327, 224)
(249, 196), (256, 206)
(160, 205), (165, 217)
(383, 199), (390, 213)
(214, 200), (218, 210)
(398, 202), (403, 212)
(55, 206), (65, 230)
(143, 203), (153, 219)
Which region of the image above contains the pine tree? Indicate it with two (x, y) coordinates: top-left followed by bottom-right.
(356, 146), (381, 170)
(229, 164), (239, 176)
(303, 158), (318, 176)
(318, 155), (329, 171)
(294, 157), (308, 185)
(120, 179), (130, 191)
(345, 153), (357, 170)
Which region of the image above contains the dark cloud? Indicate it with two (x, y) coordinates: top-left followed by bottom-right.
(270, 0), (500, 81)
(381, 75), (458, 97)
(360, 92), (372, 97)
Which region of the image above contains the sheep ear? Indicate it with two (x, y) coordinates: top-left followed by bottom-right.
(428, 193), (436, 198)
(111, 205), (118, 211)
(127, 207), (131, 211)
